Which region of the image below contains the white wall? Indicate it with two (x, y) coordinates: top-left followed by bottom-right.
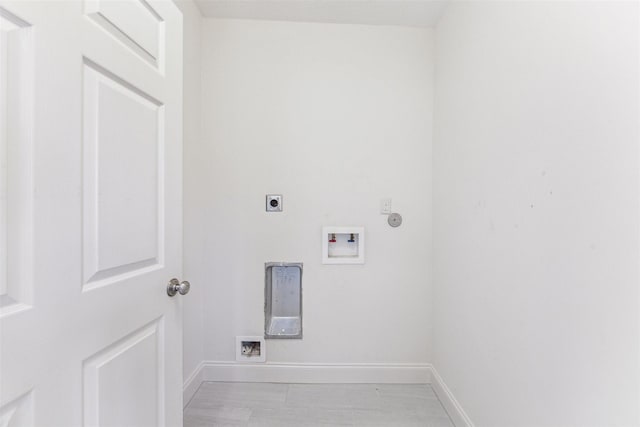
(198, 19), (434, 365)
(433, 2), (639, 426)
(173, 0), (204, 385)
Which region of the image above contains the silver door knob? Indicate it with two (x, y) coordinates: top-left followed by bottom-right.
(167, 278), (190, 297)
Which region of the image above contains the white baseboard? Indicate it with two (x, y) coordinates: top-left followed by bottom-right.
(183, 361), (204, 408)
(183, 360), (431, 404)
(183, 360), (474, 427)
(430, 367), (475, 427)
(200, 361), (432, 384)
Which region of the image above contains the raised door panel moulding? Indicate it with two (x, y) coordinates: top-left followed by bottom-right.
(83, 319), (164, 427)
(82, 59), (165, 290)
(0, 390), (34, 427)
(0, 6), (33, 318)
(84, 0), (165, 70)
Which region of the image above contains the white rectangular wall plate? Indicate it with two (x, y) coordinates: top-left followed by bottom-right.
(322, 226), (365, 264)
(380, 198), (392, 214)
(235, 336), (266, 363)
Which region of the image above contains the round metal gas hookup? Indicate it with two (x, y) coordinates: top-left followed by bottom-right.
(388, 213), (402, 228)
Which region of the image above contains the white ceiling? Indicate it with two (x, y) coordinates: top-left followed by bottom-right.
(193, 0), (450, 28)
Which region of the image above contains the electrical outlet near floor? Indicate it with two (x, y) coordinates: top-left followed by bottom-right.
(235, 336), (266, 363)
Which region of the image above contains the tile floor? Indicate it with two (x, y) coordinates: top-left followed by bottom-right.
(184, 382), (454, 426)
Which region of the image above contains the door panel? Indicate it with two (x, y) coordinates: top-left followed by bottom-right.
(0, 4), (33, 316)
(83, 60), (164, 288)
(0, 391), (33, 426)
(85, 0), (163, 68)
(0, 10), (8, 302)
(0, 1), (183, 425)
(83, 319), (163, 427)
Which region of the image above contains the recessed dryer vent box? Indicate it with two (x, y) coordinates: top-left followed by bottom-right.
(265, 263), (303, 339)
(322, 227), (365, 264)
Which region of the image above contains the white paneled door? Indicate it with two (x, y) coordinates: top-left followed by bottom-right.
(0, 1), (184, 425)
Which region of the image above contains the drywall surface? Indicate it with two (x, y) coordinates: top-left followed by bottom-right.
(200, 19), (434, 364)
(433, 2), (639, 426)
(174, 0), (205, 384)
